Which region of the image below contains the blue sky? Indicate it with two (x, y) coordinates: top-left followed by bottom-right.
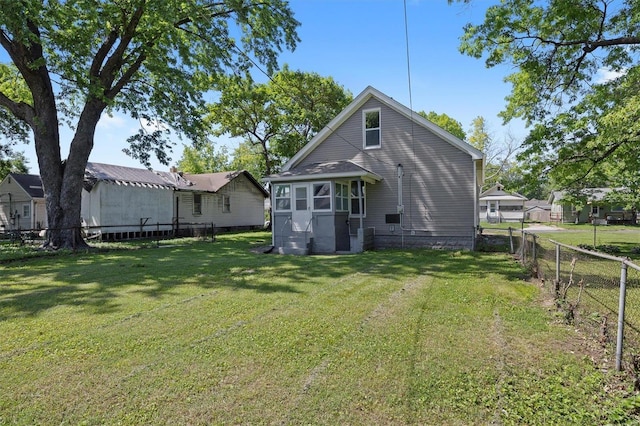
(12, 0), (528, 174)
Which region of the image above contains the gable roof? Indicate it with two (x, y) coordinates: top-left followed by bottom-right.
(8, 173), (45, 198)
(479, 183), (527, 202)
(84, 162), (175, 190)
(84, 162), (267, 197)
(282, 85), (484, 171)
(181, 171), (269, 197)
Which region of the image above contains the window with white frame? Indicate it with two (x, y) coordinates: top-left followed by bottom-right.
(193, 194), (202, 215)
(335, 182), (349, 212)
(350, 180), (366, 216)
(363, 108), (381, 148)
(591, 205), (600, 217)
(274, 184), (291, 211)
(312, 182), (331, 211)
(22, 204), (30, 219)
(222, 195), (231, 213)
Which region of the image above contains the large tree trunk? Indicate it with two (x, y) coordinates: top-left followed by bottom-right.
(38, 100), (105, 250)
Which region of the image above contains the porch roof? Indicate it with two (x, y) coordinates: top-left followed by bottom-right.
(265, 160), (383, 184)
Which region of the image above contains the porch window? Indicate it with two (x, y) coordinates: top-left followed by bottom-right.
(335, 182), (349, 212)
(363, 108), (381, 149)
(193, 194), (202, 215)
(274, 184), (291, 211)
(313, 182), (331, 211)
(350, 180), (366, 216)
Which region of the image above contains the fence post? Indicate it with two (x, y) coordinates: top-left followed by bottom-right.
(156, 222), (160, 248)
(521, 230), (526, 265)
(616, 262), (629, 371)
(555, 243), (561, 297)
(532, 234), (537, 263)
(508, 227), (514, 254)
(211, 222), (215, 242)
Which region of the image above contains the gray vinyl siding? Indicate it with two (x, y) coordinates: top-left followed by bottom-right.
(298, 98), (477, 244)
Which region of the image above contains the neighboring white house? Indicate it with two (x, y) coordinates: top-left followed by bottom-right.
(479, 183), (527, 223)
(0, 173), (48, 232)
(82, 162), (177, 239)
(81, 162), (269, 240)
(173, 170), (269, 230)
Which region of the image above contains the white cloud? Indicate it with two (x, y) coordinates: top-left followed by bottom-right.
(595, 67), (627, 84)
(97, 113), (127, 129)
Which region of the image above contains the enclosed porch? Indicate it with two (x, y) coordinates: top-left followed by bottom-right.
(265, 161), (382, 255)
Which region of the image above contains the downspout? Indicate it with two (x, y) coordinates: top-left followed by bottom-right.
(397, 164), (404, 249)
(358, 179), (364, 250)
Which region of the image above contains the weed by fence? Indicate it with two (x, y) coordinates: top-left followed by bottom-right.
(536, 239), (640, 374)
(477, 226), (539, 267)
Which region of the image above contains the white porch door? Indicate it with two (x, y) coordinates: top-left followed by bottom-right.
(488, 201), (498, 217)
(292, 184), (312, 232)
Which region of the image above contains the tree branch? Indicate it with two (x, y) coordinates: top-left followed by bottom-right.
(0, 91), (34, 125)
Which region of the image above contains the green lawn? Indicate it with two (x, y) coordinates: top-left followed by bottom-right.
(0, 232), (636, 424)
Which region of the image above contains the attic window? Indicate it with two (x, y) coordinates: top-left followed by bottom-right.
(363, 108), (381, 149)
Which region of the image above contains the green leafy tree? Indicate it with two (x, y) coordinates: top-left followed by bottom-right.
(0, 1), (298, 249)
(207, 65), (353, 176)
(452, 0), (640, 205)
(417, 111), (466, 140)
(0, 150), (29, 180)
(177, 142), (230, 174)
(230, 141), (266, 180)
(467, 116), (519, 190)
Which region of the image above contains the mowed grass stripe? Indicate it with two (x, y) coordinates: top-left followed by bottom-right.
(0, 233), (624, 424)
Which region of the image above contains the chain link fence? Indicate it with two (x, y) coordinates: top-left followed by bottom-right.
(479, 226), (640, 373)
(536, 240), (640, 373)
(476, 226), (539, 267)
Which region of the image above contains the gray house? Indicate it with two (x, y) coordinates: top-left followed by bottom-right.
(549, 188), (636, 224)
(265, 86), (485, 254)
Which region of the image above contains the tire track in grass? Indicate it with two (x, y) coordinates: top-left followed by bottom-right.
(284, 273), (432, 424)
(490, 309), (507, 426)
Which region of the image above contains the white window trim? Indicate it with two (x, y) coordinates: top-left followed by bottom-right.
(363, 108), (381, 149)
(312, 181), (332, 212)
(335, 182), (349, 212)
(22, 203), (31, 219)
(350, 180), (366, 218)
(274, 183), (292, 212)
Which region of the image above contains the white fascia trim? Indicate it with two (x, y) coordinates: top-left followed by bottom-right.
(265, 172), (382, 185)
